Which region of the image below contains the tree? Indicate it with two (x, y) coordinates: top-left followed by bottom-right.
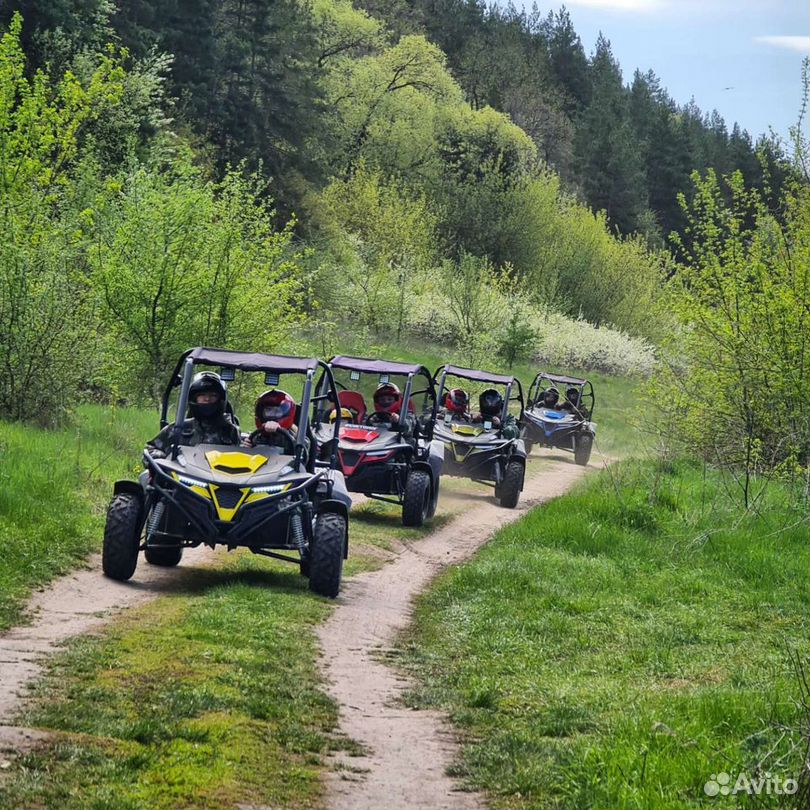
(652, 169), (810, 505)
(0, 14), (125, 423)
(574, 35), (647, 233)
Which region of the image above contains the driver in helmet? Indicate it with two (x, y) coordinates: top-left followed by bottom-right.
(243, 389), (298, 452)
(366, 382), (414, 437)
(438, 388), (471, 421)
(146, 371), (240, 457)
(472, 388), (520, 438)
(538, 387), (561, 410)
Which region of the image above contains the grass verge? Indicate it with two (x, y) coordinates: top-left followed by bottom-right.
(0, 405), (154, 630)
(398, 459), (810, 809)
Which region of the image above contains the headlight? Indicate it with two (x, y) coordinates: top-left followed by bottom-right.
(177, 474), (208, 488)
(364, 450), (391, 458)
(251, 483), (290, 494)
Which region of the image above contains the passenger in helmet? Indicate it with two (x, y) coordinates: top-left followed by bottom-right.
(243, 389), (298, 453)
(438, 388), (471, 421)
(472, 388), (520, 438)
(329, 407), (355, 424)
(146, 371), (240, 458)
(560, 386), (587, 417)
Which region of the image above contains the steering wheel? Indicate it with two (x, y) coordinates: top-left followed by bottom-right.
(250, 427), (298, 456)
(367, 412), (395, 426)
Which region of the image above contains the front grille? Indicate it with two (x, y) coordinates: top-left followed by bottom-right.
(214, 487), (243, 509)
(341, 451), (361, 467)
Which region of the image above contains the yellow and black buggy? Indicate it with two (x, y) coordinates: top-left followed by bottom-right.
(432, 364), (528, 508)
(102, 347), (352, 597)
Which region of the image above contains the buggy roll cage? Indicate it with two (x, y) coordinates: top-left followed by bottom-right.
(160, 347), (344, 470)
(526, 372), (595, 415)
(433, 364), (525, 427)
(315, 355), (440, 440)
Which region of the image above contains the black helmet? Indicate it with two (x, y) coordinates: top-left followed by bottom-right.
(541, 387), (560, 408)
(188, 371), (227, 422)
(479, 388), (503, 418)
(565, 387), (581, 407)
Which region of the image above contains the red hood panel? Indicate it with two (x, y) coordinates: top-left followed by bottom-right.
(341, 427), (379, 442)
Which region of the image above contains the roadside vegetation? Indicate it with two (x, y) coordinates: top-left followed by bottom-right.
(400, 460), (809, 809)
(0, 407), (152, 630)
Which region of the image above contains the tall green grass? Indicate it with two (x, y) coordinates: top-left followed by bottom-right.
(400, 460), (809, 809)
(0, 405), (154, 628)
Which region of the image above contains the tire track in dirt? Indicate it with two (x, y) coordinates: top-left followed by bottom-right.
(0, 547), (219, 751)
(317, 451), (595, 810)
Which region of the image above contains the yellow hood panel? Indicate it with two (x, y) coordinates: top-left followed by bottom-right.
(451, 424), (484, 436)
(205, 450), (268, 475)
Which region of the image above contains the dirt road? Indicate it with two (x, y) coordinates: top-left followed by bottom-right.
(317, 452), (592, 810)
(0, 548), (219, 749)
(0, 450), (596, 806)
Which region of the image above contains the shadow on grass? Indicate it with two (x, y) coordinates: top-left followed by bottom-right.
(120, 555), (308, 598)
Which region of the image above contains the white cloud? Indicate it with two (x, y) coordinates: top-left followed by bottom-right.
(754, 35), (810, 54)
(565, 0), (665, 10)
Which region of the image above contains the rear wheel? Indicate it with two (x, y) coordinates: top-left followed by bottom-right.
(498, 460), (524, 509)
(309, 512), (345, 598)
(102, 493), (142, 581)
(574, 433), (593, 466)
(402, 469), (430, 527)
(145, 545), (183, 567)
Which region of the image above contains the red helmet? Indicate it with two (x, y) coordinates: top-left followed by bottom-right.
(445, 388), (469, 414)
(373, 382), (401, 414)
(254, 389), (296, 431)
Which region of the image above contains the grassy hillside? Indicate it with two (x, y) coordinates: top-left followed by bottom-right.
(398, 460), (810, 809)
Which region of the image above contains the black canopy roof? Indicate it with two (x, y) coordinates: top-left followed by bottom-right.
(330, 355), (427, 376)
(439, 364), (516, 386)
(536, 372), (589, 386)
(187, 347), (320, 374)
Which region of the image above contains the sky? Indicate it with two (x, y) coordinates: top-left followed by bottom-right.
(519, 0), (808, 142)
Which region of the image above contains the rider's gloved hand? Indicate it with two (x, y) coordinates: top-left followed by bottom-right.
(148, 448), (166, 459)
(262, 420), (281, 433)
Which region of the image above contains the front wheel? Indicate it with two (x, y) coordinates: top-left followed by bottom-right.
(102, 493), (143, 581)
(402, 469), (431, 527)
(574, 433), (593, 466)
(498, 460), (524, 509)
(309, 512), (345, 598)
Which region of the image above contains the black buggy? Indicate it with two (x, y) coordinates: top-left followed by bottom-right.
(521, 372), (596, 466)
(312, 356), (444, 527)
(432, 364), (527, 508)
(102, 347), (352, 597)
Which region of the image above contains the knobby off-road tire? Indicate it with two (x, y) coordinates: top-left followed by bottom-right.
(498, 460), (524, 509)
(309, 512), (345, 598)
(523, 436), (534, 455)
(574, 433), (593, 467)
(402, 469), (431, 527)
(144, 545), (183, 567)
(102, 493), (143, 581)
